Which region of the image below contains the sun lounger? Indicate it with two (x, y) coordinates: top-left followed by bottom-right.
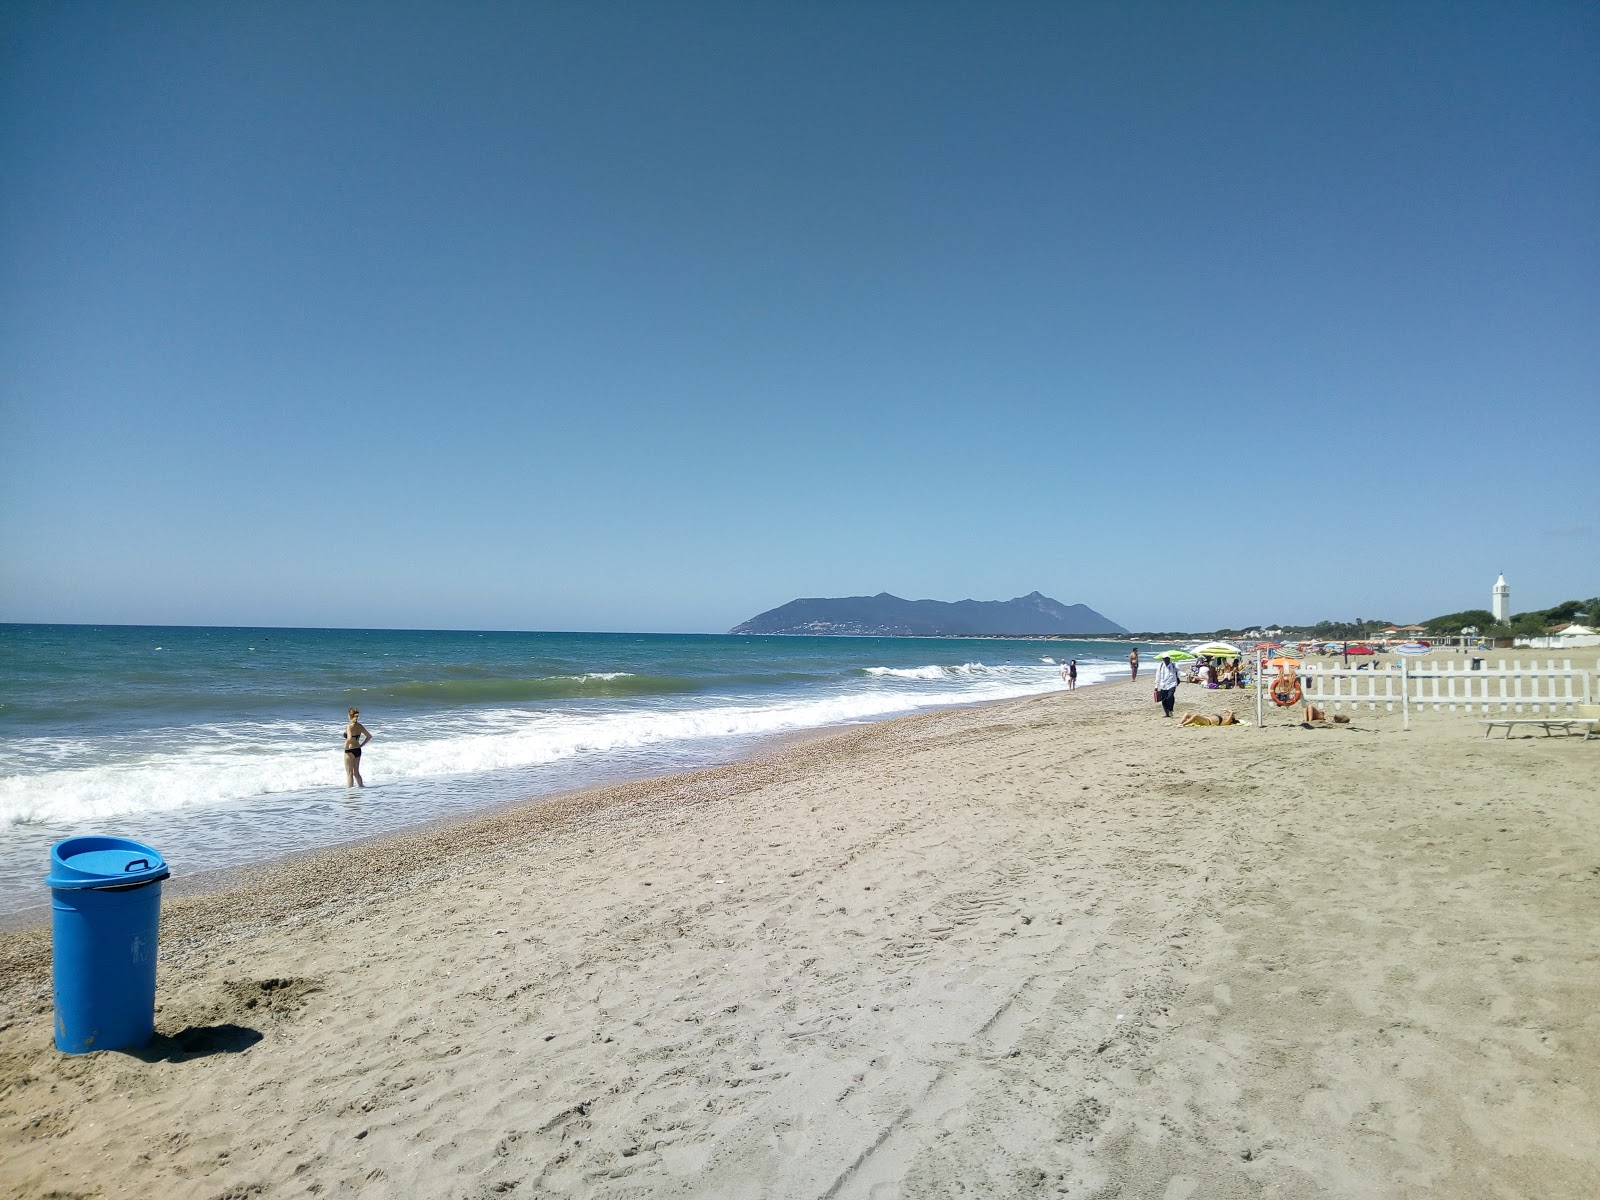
(1480, 707), (1599, 740)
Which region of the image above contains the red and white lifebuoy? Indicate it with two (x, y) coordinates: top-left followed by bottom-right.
(1270, 672), (1302, 707)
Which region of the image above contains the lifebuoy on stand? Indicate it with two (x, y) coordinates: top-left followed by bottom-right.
(1270, 671), (1302, 707)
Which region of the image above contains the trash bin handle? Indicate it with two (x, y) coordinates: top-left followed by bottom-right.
(124, 858), (149, 872)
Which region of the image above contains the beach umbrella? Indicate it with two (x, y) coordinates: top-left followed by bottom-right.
(1266, 655), (1301, 669)
(1252, 641), (1282, 651)
(1190, 641), (1243, 658)
(1345, 645), (1375, 656)
(1394, 643), (1430, 656)
(1151, 649), (1196, 661)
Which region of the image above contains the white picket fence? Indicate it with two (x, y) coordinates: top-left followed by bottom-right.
(1254, 658), (1599, 730)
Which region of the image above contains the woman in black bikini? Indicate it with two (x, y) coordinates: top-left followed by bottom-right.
(343, 707), (372, 787)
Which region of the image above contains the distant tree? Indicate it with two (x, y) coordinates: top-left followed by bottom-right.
(1537, 598), (1593, 626)
(1510, 611), (1549, 637)
(1424, 608), (1497, 635)
(1486, 597), (1600, 636)
(1306, 618), (1367, 641)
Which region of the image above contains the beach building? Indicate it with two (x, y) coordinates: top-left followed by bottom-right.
(1492, 573), (1511, 623)
(1519, 622), (1600, 649)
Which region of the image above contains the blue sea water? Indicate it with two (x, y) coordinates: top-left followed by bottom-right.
(0, 624), (1129, 915)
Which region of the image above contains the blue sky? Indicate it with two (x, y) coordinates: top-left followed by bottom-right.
(2, 2), (1595, 634)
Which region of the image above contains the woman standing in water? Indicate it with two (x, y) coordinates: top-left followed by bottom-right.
(343, 707), (372, 787)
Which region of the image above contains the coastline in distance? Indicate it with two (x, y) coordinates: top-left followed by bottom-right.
(729, 592), (1128, 638)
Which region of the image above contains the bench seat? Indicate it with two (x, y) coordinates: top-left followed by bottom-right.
(1479, 718), (1598, 740)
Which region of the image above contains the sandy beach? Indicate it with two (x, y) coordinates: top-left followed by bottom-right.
(2, 677), (1596, 1199)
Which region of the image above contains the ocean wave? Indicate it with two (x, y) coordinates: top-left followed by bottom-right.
(862, 665), (952, 680)
(0, 691), (923, 825)
(860, 660), (1084, 681)
(1, 653), (1129, 828)
(371, 674), (700, 703)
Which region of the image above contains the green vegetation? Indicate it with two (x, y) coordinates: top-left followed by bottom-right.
(1421, 609), (1496, 635)
(1424, 597), (1598, 638)
(1121, 597), (1596, 643)
(1122, 618), (1393, 642)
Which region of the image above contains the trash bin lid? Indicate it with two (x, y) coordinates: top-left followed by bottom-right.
(47, 836), (170, 890)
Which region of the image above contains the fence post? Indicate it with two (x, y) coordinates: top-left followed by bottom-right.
(1256, 649), (1264, 728)
(1402, 658), (1410, 731)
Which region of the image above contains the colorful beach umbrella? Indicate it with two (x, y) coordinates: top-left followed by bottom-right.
(1345, 645), (1375, 656)
(1190, 641), (1243, 658)
(1266, 655), (1301, 669)
(1394, 642), (1430, 655)
(1152, 649), (1196, 661)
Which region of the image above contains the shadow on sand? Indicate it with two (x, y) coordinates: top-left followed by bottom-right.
(132, 1023), (264, 1062)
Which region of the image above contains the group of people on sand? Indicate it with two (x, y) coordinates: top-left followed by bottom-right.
(1148, 650), (1236, 724)
(1125, 643), (1352, 730)
(1187, 656), (1245, 689)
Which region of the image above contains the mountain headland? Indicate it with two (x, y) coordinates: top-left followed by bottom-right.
(730, 592), (1127, 637)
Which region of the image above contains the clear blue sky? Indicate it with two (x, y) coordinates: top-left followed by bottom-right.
(3, 2), (1595, 634)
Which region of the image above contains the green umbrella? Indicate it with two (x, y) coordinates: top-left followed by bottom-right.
(1191, 641), (1243, 658)
(1151, 648), (1196, 661)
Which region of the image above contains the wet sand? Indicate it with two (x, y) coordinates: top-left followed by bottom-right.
(2, 678), (1596, 1198)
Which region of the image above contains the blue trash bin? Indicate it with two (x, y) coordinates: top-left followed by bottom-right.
(48, 836), (171, 1054)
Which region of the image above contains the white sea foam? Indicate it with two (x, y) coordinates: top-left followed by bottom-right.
(1, 694), (898, 825)
(864, 665), (949, 680)
(0, 658), (1124, 827)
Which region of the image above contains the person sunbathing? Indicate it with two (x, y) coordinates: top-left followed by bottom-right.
(1302, 703), (1351, 725)
(1181, 710), (1239, 726)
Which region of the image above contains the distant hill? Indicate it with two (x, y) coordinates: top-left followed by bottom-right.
(729, 592), (1127, 637)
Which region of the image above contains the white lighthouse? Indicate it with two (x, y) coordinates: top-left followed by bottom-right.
(1492, 573), (1510, 623)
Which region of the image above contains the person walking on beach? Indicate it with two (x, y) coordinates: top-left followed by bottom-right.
(1154, 654), (1180, 718)
(1129, 646), (1139, 681)
(1067, 659), (1078, 691)
(343, 707), (372, 787)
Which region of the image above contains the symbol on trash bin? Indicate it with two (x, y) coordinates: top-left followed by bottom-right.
(131, 934), (149, 963)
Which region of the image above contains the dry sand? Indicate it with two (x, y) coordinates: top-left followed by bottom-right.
(2, 679), (1596, 1199)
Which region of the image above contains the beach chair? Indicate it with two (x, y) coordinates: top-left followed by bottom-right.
(1579, 704), (1600, 740)
(1479, 704), (1600, 740)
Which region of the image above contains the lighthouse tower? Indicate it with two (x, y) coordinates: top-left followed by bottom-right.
(1492, 574), (1510, 623)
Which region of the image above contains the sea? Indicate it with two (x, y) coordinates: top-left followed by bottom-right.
(0, 625), (1129, 917)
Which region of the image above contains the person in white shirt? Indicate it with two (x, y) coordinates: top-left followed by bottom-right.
(1154, 654), (1181, 717)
